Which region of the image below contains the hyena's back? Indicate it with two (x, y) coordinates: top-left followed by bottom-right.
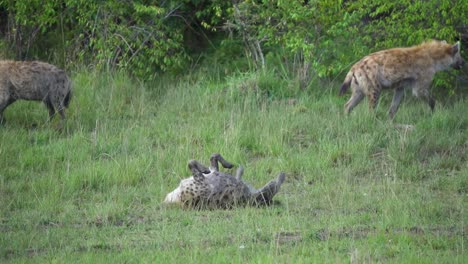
(340, 40), (464, 118)
(0, 60), (72, 124)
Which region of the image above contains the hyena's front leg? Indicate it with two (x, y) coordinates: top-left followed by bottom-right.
(388, 87), (405, 119)
(344, 90), (365, 114)
(210, 153), (234, 172)
(412, 81), (435, 112)
(0, 96), (16, 124)
(188, 159), (211, 175)
(422, 90), (436, 112)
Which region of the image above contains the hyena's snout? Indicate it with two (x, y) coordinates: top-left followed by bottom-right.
(454, 58), (465, 70)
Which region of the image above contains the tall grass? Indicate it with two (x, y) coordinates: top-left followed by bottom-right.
(1, 65), (466, 263)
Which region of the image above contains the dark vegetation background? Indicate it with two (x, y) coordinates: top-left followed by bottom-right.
(1, 0), (467, 87)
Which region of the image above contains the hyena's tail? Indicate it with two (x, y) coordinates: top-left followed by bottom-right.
(64, 90), (72, 108)
(339, 71), (354, 96)
(63, 76), (72, 108)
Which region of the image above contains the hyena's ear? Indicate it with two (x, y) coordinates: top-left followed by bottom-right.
(452, 42), (460, 55)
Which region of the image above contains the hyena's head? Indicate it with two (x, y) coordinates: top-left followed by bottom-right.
(450, 41), (464, 70)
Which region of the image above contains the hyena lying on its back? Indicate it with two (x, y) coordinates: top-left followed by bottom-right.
(339, 40), (464, 118)
(0, 60), (72, 125)
(164, 153), (286, 209)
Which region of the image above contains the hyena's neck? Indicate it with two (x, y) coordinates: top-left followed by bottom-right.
(415, 44), (454, 72)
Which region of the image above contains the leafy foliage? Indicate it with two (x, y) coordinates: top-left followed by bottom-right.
(227, 0), (467, 84)
(0, 0), (231, 79)
(0, 0), (467, 83)
(69, 1), (188, 78)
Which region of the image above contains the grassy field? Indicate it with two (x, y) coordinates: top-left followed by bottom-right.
(1, 66), (467, 263)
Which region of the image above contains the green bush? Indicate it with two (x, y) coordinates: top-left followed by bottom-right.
(0, 0), (231, 79)
(227, 0), (467, 85)
(1, 0), (467, 84)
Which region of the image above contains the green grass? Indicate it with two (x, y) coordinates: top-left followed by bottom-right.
(0, 67), (466, 263)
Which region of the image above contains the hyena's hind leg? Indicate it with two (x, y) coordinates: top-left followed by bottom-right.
(56, 105), (68, 130)
(388, 87), (405, 119)
(253, 172), (286, 205)
(58, 90), (72, 123)
(57, 107), (66, 124)
(235, 166), (244, 181)
(44, 97), (57, 122)
(367, 81), (382, 111)
(210, 153), (234, 172)
(44, 97), (67, 130)
(344, 90), (365, 114)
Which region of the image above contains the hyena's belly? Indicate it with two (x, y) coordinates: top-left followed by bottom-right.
(11, 80), (46, 101)
(381, 77), (415, 90)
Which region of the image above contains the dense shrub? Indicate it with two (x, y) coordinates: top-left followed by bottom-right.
(228, 0), (467, 80)
(0, 0), (231, 79)
(1, 0), (466, 83)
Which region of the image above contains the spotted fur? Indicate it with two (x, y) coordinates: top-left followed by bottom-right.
(0, 60), (72, 125)
(164, 153), (286, 209)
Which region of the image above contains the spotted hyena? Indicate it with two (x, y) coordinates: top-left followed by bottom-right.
(339, 40), (464, 118)
(0, 60), (72, 125)
(164, 153), (286, 209)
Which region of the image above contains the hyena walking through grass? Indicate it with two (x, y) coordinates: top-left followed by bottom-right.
(0, 60), (72, 125)
(339, 40), (464, 118)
